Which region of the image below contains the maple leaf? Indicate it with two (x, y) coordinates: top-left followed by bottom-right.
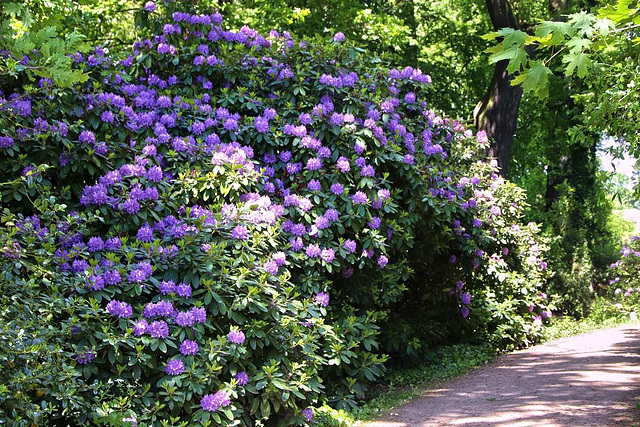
(563, 52), (593, 77)
(535, 21), (575, 45)
(511, 61), (552, 97)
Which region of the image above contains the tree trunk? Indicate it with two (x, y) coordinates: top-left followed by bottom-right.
(474, 0), (523, 177)
(405, 0), (419, 67)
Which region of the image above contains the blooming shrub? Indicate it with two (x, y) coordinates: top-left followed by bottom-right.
(605, 237), (640, 320)
(1, 150), (339, 425)
(380, 175), (554, 356)
(0, 6), (552, 424)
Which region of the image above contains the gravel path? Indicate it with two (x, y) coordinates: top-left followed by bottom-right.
(365, 324), (640, 426)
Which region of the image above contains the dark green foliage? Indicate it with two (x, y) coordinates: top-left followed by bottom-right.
(0, 6), (557, 424)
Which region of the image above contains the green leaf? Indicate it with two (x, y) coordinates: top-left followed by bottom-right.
(13, 37), (36, 54)
(592, 18), (615, 36)
(563, 52), (592, 78)
(566, 37), (592, 53)
(535, 21), (575, 45)
(510, 61), (552, 97)
(568, 12), (597, 36)
(481, 31), (500, 41)
(488, 45), (528, 74)
(599, 0), (640, 24)
(496, 28), (528, 47)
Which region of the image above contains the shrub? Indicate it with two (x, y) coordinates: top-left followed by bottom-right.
(605, 236), (640, 319)
(0, 7), (552, 424)
(1, 140), (340, 425)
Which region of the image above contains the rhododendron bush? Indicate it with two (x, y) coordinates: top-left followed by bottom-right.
(604, 237), (640, 318)
(0, 8), (552, 425)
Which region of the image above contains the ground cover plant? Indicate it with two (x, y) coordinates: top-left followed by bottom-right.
(0, 4), (553, 425)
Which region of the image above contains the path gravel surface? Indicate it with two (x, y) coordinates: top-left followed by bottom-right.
(365, 324), (640, 426)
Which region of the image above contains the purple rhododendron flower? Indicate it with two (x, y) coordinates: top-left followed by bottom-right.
(236, 371), (249, 386)
(343, 239), (357, 254)
(461, 292), (471, 305)
(377, 255), (388, 268)
(330, 183), (344, 195)
(87, 237), (104, 252)
(75, 350), (96, 365)
(324, 209), (339, 222)
(302, 408), (314, 422)
(231, 225), (249, 240)
(315, 216), (330, 230)
(361, 164), (375, 177)
(263, 260), (279, 275)
(0, 136), (15, 148)
(148, 320), (169, 338)
(190, 306), (207, 323)
(137, 223), (154, 242)
(146, 166), (163, 182)
(160, 280), (176, 295)
(180, 339), (199, 355)
(352, 191), (368, 205)
(254, 116), (269, 133)
(176, 283), (192, 298)
(103, 270), (121, 285)
(404, 92), (416, 103)
(121, 198), (141, 214)
(290, 237), (304, 251)
(306, 157), (323, 171)
(315, 292), (330, 307)
(321, 248), (335, 263)
(165, 359), (184, 375)
(308, 179), (321, 191)
(336, 156), (350, 172)
(369, 216), (381, 230)
(228, 329), (245, 345)
(175, 311), (195, 327)
(79, 130), (96, 144)
(378, 189), (391, 200)
(342, 267), (354, 278)
(273, 252), (286, 266)
(306, 244), (321, 258)
(106, 300), (132, 318)
(71, 260), (89, 273)
(201, 391), (231, 412)
(128, 268), (148, 283)
(133, 319), (148, 336)
(100, 110), (115, 123)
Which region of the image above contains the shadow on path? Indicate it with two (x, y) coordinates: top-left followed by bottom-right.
(366, 325), (640, 427)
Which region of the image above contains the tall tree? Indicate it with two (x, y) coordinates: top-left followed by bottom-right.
(474, 0), (523, 177)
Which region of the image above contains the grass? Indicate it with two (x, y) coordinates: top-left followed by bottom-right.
(317, 298), (640, 426)
(542, 314), (638, 341)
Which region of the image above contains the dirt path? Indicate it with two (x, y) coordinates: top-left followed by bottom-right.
(365, 324), (640, 427)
